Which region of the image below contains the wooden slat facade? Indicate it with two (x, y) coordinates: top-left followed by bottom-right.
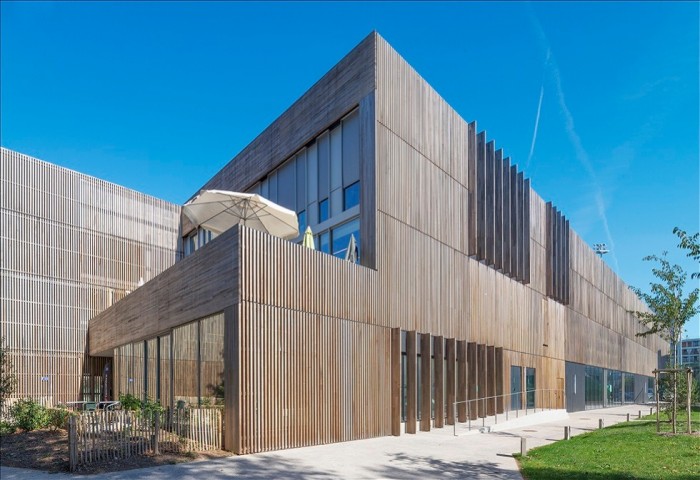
(84, 32), (667, 455)
(1, 147), (180, 406)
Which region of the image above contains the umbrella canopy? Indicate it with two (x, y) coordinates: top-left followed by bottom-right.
(344, 234), (358, 263)
(302, 226), (315, 249)
(183, 190), (299, 240)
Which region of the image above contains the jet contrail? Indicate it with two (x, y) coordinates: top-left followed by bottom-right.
(526, 50), (550, 170)
(526, 83), (544, 169)
(529, 11), (620, 274)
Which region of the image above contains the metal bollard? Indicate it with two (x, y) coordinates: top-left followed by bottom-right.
(638, 410), (641, 419)
(626, 413), (630, 422)
(564, 426), (570, 440)
(520, 437), (528, 456)
(599, 419), (604, 429)
(650, 407), (653, 415)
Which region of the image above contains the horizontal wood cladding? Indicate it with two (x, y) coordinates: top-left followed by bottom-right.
(1, 148), (180, 405)
(89, 226), (239, 356)
(235, 302), (392, 454)
(197, 33), (377, 198)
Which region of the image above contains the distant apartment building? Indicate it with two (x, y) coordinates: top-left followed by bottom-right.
(680, 338), (700, 379)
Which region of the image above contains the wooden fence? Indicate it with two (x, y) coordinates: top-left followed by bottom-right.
(68, 407), (222, 471)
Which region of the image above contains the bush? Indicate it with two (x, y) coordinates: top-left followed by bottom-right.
(0, 420), (16, 434)
(10, 398), (49, 431)
(46, 407), (72, 431)
(118, 393), (141, 411)
(118, 393), (164, 418)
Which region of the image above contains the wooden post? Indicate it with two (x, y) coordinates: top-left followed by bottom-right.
(406, 331), (417, 434)
(457, 340), (467, 422)
(420, 333), (431, 432)
(564, 426), (570, 440)
(467, 342), (478, 421)
(598, 419), (604, 429)
(495, 347), (504, 414)
(154, 413), (160, 455)
(673, 371), (677, 435)
(446, 338), (456, 426)
(486, 346), (495, 416)
(68, 415), (77, 472)
(655, 370), (660, 433)
(390, 328), (401, 436)
(434, 336), (444, 428)
(687, 369), (692, 434)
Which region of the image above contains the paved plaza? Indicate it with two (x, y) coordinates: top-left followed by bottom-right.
(1, 404), (652, 479)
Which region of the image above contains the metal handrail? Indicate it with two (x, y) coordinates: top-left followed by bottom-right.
(451, 388), (565, 435)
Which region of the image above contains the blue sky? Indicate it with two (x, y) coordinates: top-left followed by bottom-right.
(2, 2), (698, 337)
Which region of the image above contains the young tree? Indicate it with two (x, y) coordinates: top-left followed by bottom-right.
(0, 337), (18, 410)
(632, 250), (699, 368)
(673, 227), (700, 279)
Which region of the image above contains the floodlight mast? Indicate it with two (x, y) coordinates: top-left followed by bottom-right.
(593, 243), (609, 257)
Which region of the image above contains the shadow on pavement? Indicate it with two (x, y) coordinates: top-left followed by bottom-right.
(366, 452), (521, 479)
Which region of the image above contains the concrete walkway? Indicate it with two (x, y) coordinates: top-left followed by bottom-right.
(1, 404), (653, 479)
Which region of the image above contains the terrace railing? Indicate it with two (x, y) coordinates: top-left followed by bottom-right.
(452, 388), (564, 435)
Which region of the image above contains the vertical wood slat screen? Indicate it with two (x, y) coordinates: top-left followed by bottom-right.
(235, 226), (389, 454)
(464, 130), (530, 284)
(0, 148), (180, 405)
(545, 202), (570, 304)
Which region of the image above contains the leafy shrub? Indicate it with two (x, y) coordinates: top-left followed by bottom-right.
(0, 420), (16, 434)
(46, 407), (72, 431)
(118, 393), (141, 411)
(118, 393), (164, 419)
(141, 397), (164, 417)
(10, 398), (48, 431)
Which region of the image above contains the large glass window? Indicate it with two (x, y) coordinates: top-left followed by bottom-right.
(199, 314), (225, 406)
(319, 199), (329, 223)
(331, 218), (360, 261)
(585, 365), (604, 409)
(510, 366), (522, 410)
(624, 374), (635, 403)
(298, 210), (307, 235)
(526, 367), (536, 408)
(173, 322), (199, 407)
(343, 182), (360, 211)
(319, 232), (330, 254)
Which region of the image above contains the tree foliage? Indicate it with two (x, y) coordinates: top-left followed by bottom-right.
(673, 227), (700, 279)
(0, 337), (17, 410)
(632, 250), (699, 366)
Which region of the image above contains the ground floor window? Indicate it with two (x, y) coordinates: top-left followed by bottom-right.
(113, 312), (224, 408)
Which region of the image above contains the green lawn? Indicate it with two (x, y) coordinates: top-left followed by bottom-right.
(516, 409), (700, 480)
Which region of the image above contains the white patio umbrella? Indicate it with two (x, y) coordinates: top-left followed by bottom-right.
(344, 234), (358, 263)
(183, 190), (299, 240)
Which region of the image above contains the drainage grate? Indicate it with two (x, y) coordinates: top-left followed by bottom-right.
(522, 429), (537, 432)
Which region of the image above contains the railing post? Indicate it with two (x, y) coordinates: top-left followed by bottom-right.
(467, 400), (471, 431)
(453, 402), (457, 437)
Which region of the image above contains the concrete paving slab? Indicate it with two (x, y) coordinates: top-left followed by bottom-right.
(0, 404), (653, 479)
